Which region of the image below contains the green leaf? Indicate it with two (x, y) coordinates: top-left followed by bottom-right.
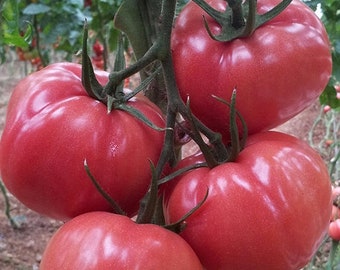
(1, 0), (31, 49)
(4, 33), (30, 47)
(319, 83), (340, 109)
(302, 0), (321, 10)
(22, 3), (51, 15)
(114, 0), (161, 60)
(114, 0), (150, 60)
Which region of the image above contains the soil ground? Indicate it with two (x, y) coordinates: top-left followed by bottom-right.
(0, 59), (334, 269)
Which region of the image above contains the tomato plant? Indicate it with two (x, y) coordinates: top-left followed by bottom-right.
(164, 131), (332, 270)
(171, 0), (332, 141)
(0, 62), (165, 221)
(40, 211), (203, 270)
(329, 220), (340, 241)
(0, 0), (335, 268)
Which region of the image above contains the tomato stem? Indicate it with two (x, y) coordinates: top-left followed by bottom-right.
(212, 92), (249, 161)
(194, 0), (293, 42)
(84, 160), (126, 216)
(227, 0), (245, 29)
(164, 188), (209, 233)
(82, 0), (241, 225)
(81, 19), (106, 101)
(228, 89), (241, 161)
(136, 161), (159, 224)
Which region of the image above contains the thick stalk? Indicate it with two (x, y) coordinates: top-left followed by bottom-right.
(227, 0), (245, 28)
(103, 43), (159, 95)
(136, 0), (178, 224)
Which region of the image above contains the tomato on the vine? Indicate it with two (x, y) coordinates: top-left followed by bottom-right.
(40, 211), (203, 270)
(171, 0), (332, 142)
(163, 131), (332, 270)
(329, 219), (340, 241)
(0, 62), (165, 221)
(93, 40), (104, 57)
(92, 55), (104, 70)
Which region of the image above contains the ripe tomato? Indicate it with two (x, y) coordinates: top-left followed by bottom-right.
(164, 131), (332, 269)
(329, 219), (340, 241)
(93, 40), (104, 57)
(172, 0), (332, 142)
(0, 62), (165, 221)
(92, 55), (104, 70)
(40, 211), (203, 269)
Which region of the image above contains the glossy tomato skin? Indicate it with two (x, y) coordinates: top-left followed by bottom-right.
(172, 0), (332, 141)
(40, 211), (203, 270)
(0, 62), (165, 221)
(164, 131), (332, 270)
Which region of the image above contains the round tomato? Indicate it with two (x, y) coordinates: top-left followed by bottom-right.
(40, 211), (203, 269)
(172, 0), (332, 142)
(0, 62), (165, 221)
(329, 219), (340, 241)
(93, 40), (104, 56)
(164, 131), (332, 269)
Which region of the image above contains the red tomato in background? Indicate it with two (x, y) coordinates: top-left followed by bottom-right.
(0, 62), (165, 221)
(93, 40), (104, 57)
(164, 131), (332, 270)
(40, 211), (203, 270)
(172, 0), (332, 142)
(329, 219), (340, 241)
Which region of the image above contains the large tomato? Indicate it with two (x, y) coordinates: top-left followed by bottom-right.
(164, 131), (332, 269)
(0, 62), (165, 221)
(172, 0), (332, 141)
(40, 211), (203, 269)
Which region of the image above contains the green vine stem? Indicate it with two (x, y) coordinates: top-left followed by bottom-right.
(0, 180), (20, 229)
(81, 0), (290, 224)
(193, 0), (292, 42)
(84, 160), (126, 216)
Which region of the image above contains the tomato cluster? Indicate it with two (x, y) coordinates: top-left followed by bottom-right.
(16, 38), (43, 71)
(0, 0), (334, 269)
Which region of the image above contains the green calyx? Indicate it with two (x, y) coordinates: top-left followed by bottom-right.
(193, 0), (292, 42)
(81, 20), (165, 132)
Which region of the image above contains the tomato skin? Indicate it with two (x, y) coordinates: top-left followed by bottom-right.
(172, 0), (332, 141)
(329, 219), (340, 241)
(92, 55), (104, 70)
(40, 211), (203, 270)
(0, 62), (165, 221)
(93, 40), (104, 56)
(164, 131), (332, 270)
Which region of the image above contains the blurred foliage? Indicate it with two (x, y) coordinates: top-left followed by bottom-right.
(0, 0), (123, 68)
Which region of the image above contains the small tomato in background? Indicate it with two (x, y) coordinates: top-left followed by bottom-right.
(329, 219), (340, 241)
(93, 40), (104, 57)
